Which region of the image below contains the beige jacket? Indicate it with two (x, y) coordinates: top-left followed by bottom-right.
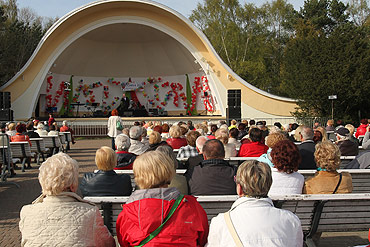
(303, 171), (353, 194)
(19, 192), (115, 247)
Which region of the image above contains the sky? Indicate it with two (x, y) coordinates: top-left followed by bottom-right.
(17, 0), (307, 19)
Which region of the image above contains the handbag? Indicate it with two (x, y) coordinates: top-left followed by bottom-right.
(116, 120), (123, 131)
(135, 194), (184, 247)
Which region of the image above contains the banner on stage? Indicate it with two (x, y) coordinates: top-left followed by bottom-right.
(121, 81), (144, 91)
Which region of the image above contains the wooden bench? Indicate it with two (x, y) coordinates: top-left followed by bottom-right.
(29, 138), (48, 165)
(112, 168), (370, 194)
(84, 193), (370, 247)
(40, 135), (62, 156)
(9, 142), (33, 172)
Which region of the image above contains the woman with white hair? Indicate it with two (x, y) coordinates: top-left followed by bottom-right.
(19, 153), (115, 247)
(60, 120), (76, 144)
(115, 134), (136, 170)
(35, 123), (48, 136)
(116, 151), (209, 246)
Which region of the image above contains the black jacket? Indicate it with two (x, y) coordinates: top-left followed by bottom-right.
(116, 151), (136, 169)
(337, 140), (359, 156)
(186, 159), (237, 195)
(25, 130), (40, 138)
(298, 141), (317, 170)
(80, 170), (132, 197)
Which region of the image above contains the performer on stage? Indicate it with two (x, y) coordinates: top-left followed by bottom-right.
(117, 93), (130, 116)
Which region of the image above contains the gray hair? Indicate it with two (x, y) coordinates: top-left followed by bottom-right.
(62, 120), (68, 126)
(156, 145), (177, 169)
(196, 136), (209, 153)
(130, 126), (143, 140)
(301, 126), (314, 141)
(115, 134), (131, 151)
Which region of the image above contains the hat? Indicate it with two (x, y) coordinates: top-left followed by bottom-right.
(335, 127), (349, 136)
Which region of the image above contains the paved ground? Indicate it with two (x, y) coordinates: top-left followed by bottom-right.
(0, 138), (368, 246)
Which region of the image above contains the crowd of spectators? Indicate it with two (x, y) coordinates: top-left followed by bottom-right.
(15, 116), (370, 246)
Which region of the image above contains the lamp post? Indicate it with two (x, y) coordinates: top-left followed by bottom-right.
(328, 95), (337, 120)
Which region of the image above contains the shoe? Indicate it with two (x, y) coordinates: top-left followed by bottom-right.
(72, 141), (76, 144)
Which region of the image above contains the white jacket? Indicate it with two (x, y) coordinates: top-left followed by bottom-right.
(19, 192), (115, 247)
(107, 116), (123, 137)
(128, 139), (148, 155)
(206, 197), (303, 247)
(269, 168), (304, 195)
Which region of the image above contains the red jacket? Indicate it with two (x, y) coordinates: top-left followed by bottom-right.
(166, 138), (187, 149)
(355, 124), (368, 138)
(116, 193), (209, 247)
(238, 141), (268, 157)
(11, 133), (31, 146)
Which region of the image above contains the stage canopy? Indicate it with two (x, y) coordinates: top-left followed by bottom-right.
(1, 0), (297, 120)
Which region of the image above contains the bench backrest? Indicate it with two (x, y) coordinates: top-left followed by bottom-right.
(61, 132), (72, 142)
(29, 138), (47, 153)
(9, 142), (32, 158)
(41, 135), (61, 148)
(59, 134), (66, 144)
(84, 193), (370, 237)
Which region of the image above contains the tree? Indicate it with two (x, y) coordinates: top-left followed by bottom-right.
(348, 0), (370, 26)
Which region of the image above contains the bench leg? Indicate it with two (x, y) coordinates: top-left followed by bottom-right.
(305, 237), (317, 247)
(66, 142), (70, 151)
(36, 153), (41, 165)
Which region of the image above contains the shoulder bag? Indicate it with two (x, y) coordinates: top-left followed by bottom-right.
(224, 211), (244, 247)
(135, 194), (184, 247)
(116, 119), (123, 131)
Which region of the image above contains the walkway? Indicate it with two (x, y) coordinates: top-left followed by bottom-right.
(0, 138), (368, 246)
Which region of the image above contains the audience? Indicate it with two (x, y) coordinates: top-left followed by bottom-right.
(335, 127), (359, 156)
(128, 126), (148, 155)
(166, 125), (187, 149)
(215, 129), (237, 158)
(114, 135), (136, 170)
(25, 122), (40, 138)
(187, 139), (236, 195)
(157, 145), (188, 195)
(316, 126), (328, 142)
(355, 118), (368, 138)
(185, 135), (209, 171)
(304, 141), (352, 194)
(80, 146), (132, 197)
(107, 109), (123, 150)
(146, 130), (168, 151)
(60, 120), (76, 144)
(269, 140), (304, 195)
(363, 125), (370, 150)
(47, 124), (59, 136)
(228, 128), (240, 149)
(116, 151), (208, 246)
(238, 128), (268, 157)
(19, 153), (115, 247)
(177, 130), (201, 159)
(326, 119), (335, 132)
(35, 123), (48, 136)
(298, 126), (317, 170)
(6, 122), (16, 136)
(257, 132), (287, 167)
(207, 160), (303, 246)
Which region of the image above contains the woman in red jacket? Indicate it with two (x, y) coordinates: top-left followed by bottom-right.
(238, 127), (268, 157)
(11, 123), (32, 169)
(166, 125), (187, 149)
(116, 151), (209, 247)
(355, 119), (368, 138)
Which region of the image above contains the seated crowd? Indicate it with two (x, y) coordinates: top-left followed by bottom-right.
(17, 117), (370, 246)
(0, 117), (75, 177)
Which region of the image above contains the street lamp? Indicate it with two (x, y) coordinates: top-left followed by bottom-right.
(328, 95), (337, 120)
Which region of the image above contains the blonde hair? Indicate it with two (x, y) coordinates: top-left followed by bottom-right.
(38, 153), (79, 196)
(265, 132), (287, 148)
(8, 123), (16, 131)
(327, 119), (334, 126)
(345, 124), (355, 136)
(95, 146), (117, 171)
(169, 125), (182, 138)
(236, 160), (272, 198)
(133, 151), (175, 189)
(314, 141), (341, 171)
(215, 129), (229, 145)
(149, 131), (161, 145)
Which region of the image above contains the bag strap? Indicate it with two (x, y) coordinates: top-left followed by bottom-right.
(224, 211), (244, 247)
(135, 194), (184, 247)
(333, 173), (343, 194)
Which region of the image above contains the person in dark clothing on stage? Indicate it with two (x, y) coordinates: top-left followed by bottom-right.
(117, 93), (130, 115)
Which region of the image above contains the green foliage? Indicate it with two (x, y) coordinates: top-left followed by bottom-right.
(191, 0), (370, 123)
(0, 0), (55, 86)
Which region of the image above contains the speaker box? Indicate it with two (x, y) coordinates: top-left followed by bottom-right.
(0, 109), (13, 121)
(226, 107), (241, 124)
(0, 92), (11, 109)
(227, 90), (241, 108)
